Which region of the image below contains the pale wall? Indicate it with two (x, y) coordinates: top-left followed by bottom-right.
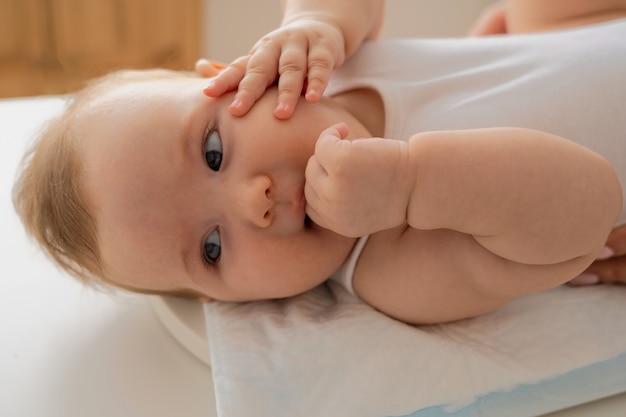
(202, 0), (498, 62)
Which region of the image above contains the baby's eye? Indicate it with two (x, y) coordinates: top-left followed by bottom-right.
(205, 130), (223, 171)
(203, 228), (221, 265)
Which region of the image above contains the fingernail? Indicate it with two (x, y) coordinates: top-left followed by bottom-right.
(305, 88), (319, 100)
(230, 98), (242, 109)
(569, 273), (600, 286)
(596, 246), (615, 260)
(275, 102), (289, 113)
(204, 80), (215, 90)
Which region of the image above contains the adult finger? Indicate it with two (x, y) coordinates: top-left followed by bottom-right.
(580, 255), (626, 284)
(605, 224), (626, 256)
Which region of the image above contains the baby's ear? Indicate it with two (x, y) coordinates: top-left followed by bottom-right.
(195, 59), (226, 78)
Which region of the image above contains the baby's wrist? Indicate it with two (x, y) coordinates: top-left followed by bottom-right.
(385, 140), (415, 230)
(281, 13), (346, 48)
(282, 12), (341, 30)
(402, 136), (426, 229)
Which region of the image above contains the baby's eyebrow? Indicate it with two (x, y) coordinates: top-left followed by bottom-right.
(180, 112), (199, 161)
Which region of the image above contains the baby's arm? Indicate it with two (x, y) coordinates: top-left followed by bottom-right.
(202, 0), (384, 119)
(306, 125), (622, 322)
(402, 128), (622, 265)
(306, 125), (621, 252)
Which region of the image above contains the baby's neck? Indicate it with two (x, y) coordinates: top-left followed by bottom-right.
(330, 88), (385, 137)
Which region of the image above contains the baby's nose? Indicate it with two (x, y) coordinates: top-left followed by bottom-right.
(233, 175), (273, 228)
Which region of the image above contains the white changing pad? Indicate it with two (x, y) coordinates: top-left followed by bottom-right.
(203, 282), (626, 417)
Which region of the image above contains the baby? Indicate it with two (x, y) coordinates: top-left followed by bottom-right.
(13, 9), (626, 325)
(14, 4), (626, 323)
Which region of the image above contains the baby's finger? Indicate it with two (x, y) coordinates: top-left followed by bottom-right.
(305, 153), (327, 193)
(314, 123), (350, 171)
(274, 42), (309, 119)
(195, 59), (214, 77)
(203, 56), (249, 98)
(304, 201), (325, 230)
(318, 122), (349, 144)
(229, 48), (282, 117)
(304, 41), (343, 103)
(304, 157), (326, 227)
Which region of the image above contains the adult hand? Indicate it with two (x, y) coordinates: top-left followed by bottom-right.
(199, 18), (345, 120)
(304, 123), (411, 237)
(570, 224), (626, 285)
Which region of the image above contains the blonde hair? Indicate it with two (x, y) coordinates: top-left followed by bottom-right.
(13, 69), (201, 297)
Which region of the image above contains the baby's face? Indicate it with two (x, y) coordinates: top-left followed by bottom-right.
(77, 75), (368, 301)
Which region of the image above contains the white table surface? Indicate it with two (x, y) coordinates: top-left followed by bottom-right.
(0, 281), (217, 417)
(2, 97), (626, 417)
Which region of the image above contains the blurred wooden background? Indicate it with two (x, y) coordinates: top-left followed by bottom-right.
(0, 0), (200, 98)
(0, 0), (497, 98)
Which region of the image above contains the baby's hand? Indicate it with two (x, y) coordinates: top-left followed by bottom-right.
(202, 18), (345, 119)
(305, 123), (413, 237)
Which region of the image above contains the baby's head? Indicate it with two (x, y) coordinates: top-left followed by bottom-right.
(13, 69), (363, 301)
